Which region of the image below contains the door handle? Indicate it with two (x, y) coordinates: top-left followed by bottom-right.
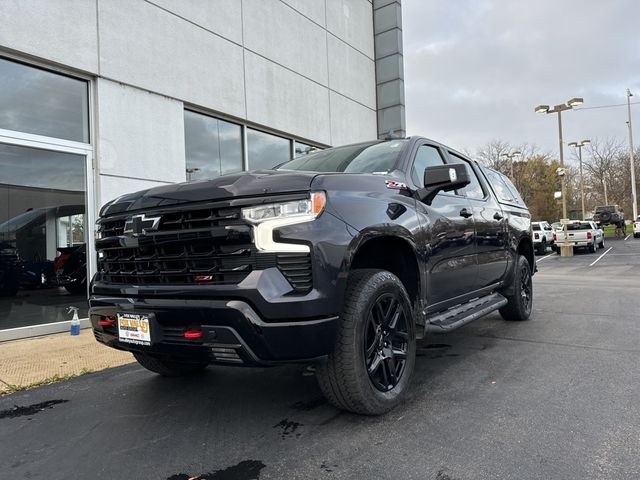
(460, 208), (473, 218)
(493, 212), (504, 221)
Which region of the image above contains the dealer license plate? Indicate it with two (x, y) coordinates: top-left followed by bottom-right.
(117, 312), (152, 346)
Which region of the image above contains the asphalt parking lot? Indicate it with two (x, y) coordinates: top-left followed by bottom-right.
(2, 236), (639, 480)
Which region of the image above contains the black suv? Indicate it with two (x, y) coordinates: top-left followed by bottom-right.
(90, 137), (534, 415)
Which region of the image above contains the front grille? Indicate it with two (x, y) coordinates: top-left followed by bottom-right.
(101, 219), (125, 237)
(99, 236), (255, 285)
(96, 202), (313, 293)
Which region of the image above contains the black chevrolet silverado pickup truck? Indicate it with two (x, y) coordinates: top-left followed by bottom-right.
(91, 137), (534, 415)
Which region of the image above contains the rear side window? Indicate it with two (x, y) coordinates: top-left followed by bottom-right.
(482, 168), (526, 206)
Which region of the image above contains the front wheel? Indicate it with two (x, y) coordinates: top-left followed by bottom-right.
(499, 255), (533, 321)
(536, 240), (547, 255)
(316, 269), (416, 415)
(589, 242), (597, 253)
(599, 238), (605, 249)
(133, 352), (208, 377)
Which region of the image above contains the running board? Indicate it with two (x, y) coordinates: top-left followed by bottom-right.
(425, 292), (508, 333)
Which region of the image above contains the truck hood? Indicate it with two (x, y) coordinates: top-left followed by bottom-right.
(100, 170), (319, 216)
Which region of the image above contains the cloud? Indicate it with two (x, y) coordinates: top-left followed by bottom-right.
(403, 0), (640, 161)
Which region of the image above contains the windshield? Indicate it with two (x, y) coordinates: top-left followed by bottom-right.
(532, 224), (541, 231)
(277, 140), (408, 174)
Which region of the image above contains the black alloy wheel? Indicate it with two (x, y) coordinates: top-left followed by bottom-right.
(364, 293), (410, 392)
(519, 260), (532, 315)
(316, 269), (416, 415)
(499, 255), (533, 321)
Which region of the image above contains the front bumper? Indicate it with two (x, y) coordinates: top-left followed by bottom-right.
(90, 297), (339, 366)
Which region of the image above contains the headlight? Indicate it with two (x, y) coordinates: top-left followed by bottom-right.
(242, 192), (326, 253)
(242, 192), (326, 224)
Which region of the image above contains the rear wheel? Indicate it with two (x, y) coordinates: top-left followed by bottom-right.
(133, 352), (208, 377)
(316, 269), (416, 415)
(499, 255), (532, 321)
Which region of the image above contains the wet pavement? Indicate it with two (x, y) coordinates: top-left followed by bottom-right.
(1, 235), (639, 479)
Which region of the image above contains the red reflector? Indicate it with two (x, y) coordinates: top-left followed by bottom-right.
(184, 331), (203, 339)
(195, 275), (213, 282)
(99, 319), (115, 326)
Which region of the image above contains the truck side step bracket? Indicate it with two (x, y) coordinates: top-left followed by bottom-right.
(425, 292), (508, 333)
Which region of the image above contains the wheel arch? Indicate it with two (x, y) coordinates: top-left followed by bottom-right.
(344, 230), (422, 306)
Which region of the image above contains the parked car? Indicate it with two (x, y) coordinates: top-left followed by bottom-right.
(532, 221), (554, 255)
(0, 205), (86, 293)
(90, 137), (535, 415)
(54, 244), (87, 294)
(593, 205), (625, 229)
(552, 220), (604, 253)
(633, 216), (640, 238)
(0, 241), (20, 297)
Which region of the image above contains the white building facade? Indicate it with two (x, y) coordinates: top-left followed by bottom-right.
(0, 0), (404, 337)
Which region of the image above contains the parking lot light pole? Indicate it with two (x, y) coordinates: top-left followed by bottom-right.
(535, 97), (584, 257)
(627, 89), (638, 220)
(501, 150), (522, 180)
(568, 139), (591, 220)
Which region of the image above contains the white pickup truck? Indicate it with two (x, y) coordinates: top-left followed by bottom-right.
(552, 221), (604, 253)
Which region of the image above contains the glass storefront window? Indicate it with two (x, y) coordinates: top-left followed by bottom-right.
(247, 129), (291, 170)
(0, 143), (87, 329)
(294, 141), (313, 158)
(0, 57), (89, 143)
(184, 110), (243, 181)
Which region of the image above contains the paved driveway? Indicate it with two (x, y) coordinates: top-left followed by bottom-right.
(2, 236), (640, 480)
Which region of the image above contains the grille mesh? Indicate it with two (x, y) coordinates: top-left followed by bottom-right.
(96, 203), (312, 293)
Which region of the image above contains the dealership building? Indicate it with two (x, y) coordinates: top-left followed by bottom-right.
(0, 0), (405, 338)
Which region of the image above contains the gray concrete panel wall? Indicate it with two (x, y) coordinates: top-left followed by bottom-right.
(98, 0), (247, 119)
(95, 79), (185, 183)
(245, 51), (332, 145)
(243, 0), (328, 85)
(0, 0), (99, 73)
(149, 0), (244, 44)
(328, 35), (376, 109)
(373, 0), (406, 138)
(326, 0), (375, 58)
(330, 92), (377, 146)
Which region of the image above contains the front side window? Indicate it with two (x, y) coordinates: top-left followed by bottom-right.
(184, 110), (243, 181)
(447, 153), (486, 200)
(279, 140), (408, 174)
(0, 57), (89, 143)
(411, 144), (445, 185)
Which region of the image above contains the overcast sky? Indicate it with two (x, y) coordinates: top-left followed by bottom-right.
(403, 1), (640, 162)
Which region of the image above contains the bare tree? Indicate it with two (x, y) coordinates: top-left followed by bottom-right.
(582, 138), (626, 210)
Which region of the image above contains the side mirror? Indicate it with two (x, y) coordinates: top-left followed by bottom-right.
(417, 164), (470, 204)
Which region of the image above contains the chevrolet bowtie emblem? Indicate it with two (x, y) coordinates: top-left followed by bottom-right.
(124, 214), (161, 235)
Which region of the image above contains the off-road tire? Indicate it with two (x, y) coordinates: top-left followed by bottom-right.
(133, 352), (208, 377)
(499, 255), (532, 321)
(316, 269), (416, 415)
